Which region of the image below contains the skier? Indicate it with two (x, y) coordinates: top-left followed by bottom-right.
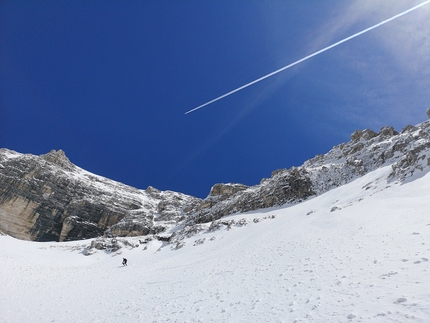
(122, 258), (127, 266)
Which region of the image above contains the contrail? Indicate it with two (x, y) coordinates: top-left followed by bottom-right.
(185, 1), (430, 114)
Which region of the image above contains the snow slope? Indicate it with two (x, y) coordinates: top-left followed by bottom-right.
(1, 166), (429, 323)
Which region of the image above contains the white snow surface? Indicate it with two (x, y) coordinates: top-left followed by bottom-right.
(1, 166), (429, 323)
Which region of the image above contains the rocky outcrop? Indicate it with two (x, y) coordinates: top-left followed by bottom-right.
(188, 168), (314, 224)
(41, 149), (75, 171)
(209, 183), (249, 197)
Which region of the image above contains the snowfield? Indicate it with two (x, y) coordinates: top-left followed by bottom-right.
(1, 166), (429, 323)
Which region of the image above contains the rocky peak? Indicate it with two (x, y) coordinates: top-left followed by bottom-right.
(378, 126), (398, 138)
(350, 129), (377, 142)
(41, 149), (75, 171)
(145, 186), (161, 198)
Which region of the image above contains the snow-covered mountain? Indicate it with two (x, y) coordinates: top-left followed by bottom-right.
(1, 113), (430, 322)
(1, 116), (430, 244)
(188, 122), (430, 225)
(1, 152), (429, 322)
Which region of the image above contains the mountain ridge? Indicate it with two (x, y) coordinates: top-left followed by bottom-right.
(1, 113), (429, 242)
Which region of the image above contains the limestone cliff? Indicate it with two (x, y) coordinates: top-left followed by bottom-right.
(0, 149), (200, 241)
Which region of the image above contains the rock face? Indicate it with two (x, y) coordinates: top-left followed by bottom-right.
(1, 116), (430, 242)
(0, 149), (200, 241)
(190, 169), (314, 224)
(209, 183), (249, 197)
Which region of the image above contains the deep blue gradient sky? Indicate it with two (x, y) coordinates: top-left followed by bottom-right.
(1, 1), (429, 198)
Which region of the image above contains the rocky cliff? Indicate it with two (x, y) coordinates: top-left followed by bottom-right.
(0, 149), (200, 241)
(1, 115), (430, 242)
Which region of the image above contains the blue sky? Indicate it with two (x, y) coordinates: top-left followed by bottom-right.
(1, 1), (429, 198)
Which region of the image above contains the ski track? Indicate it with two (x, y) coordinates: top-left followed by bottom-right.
(1, 166), (430, 322)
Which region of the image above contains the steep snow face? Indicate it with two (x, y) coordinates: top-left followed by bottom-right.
(1, 165), (429, 322)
